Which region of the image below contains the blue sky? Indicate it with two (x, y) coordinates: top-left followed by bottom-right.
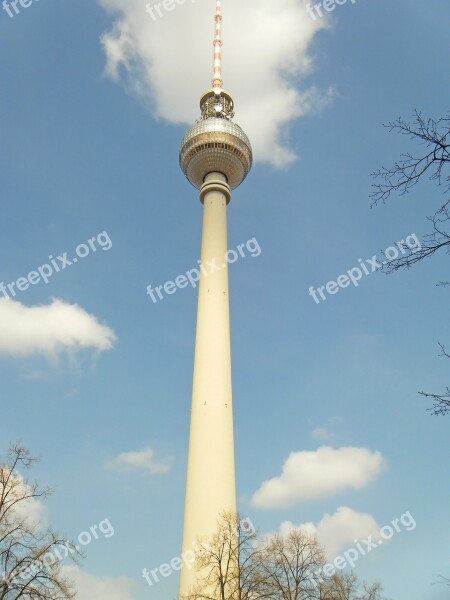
(0, 0), (449, 598)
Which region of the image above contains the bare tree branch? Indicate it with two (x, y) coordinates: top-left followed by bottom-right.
(371, 110), (450, 419)
(371, 110), (450, 273)
(435, 575), (450, 587)
(1, 444), (79, 600)
(183, 515), (390, 600)
(371, 110), (450, 206)
(418, 344), (450, 416)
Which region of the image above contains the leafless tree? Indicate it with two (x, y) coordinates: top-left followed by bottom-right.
(185, 518), (327, 600)
(257, 529), (326, 600)
(371, 110), (450, 415)
(371, 110), (450, 273)
(319, 572), (359, 599)
(184, 516), (391, 600)
(319, 573), (388, 600)
(418, 343), (450, 416)
(0, 444), (78, 600)
(184, 511), (265, 600)
(359, 581), (388, 600)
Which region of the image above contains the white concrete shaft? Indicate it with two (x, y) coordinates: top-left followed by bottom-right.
(179, 172), (236, 597)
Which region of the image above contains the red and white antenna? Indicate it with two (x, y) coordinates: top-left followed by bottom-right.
(199, 0), (234, 119)
(212, 0), (223, 93)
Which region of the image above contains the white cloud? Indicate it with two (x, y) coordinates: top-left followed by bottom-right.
(251, 446), (385, 509)
(62, 566), (134, 600)
(279, 506), (382, 559)
(310, 417), (344, 441)
(0, 298), (116, 358)
(97, 0), (331, 167)
(107, 447), (172, 475)
(311, 427), (330, 441)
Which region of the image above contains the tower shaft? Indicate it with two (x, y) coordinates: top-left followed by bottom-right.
(179, 172), (236, 596)
(178, 0), (252, 595)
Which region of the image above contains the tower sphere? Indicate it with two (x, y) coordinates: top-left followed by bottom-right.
(179, 92), (253, 191)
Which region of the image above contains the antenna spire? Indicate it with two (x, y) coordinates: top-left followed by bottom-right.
(199, 0), (234, 120)
(212, 0), (223, 93)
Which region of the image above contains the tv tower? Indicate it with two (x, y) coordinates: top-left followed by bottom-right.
(178, 0), (252, 596)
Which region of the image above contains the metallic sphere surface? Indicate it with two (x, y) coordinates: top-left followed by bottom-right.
(179, 118), (252, 190)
